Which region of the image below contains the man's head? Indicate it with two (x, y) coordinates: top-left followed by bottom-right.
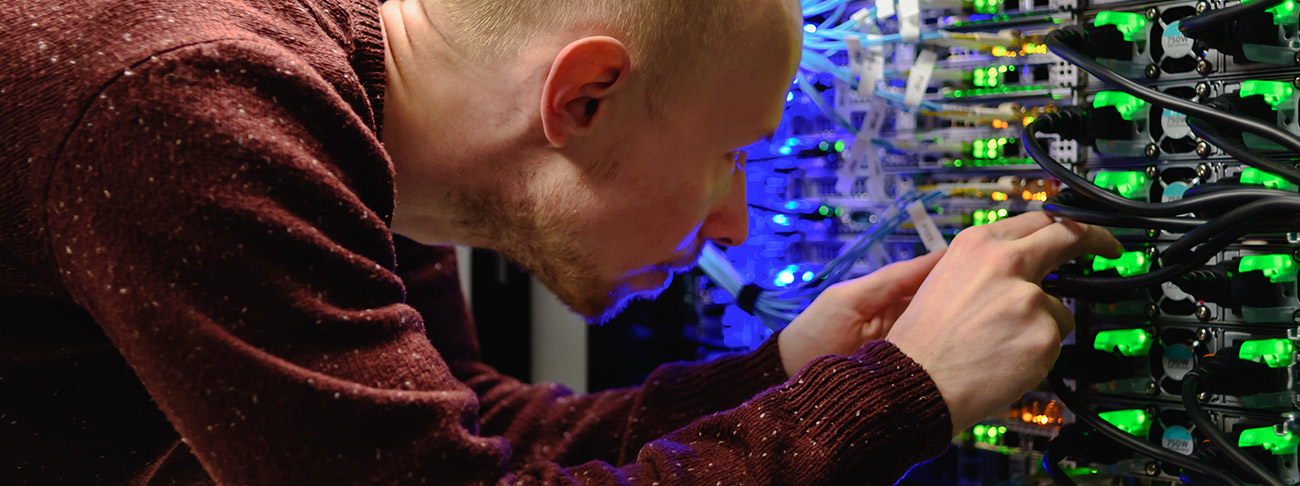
(381, 0), (803, 322)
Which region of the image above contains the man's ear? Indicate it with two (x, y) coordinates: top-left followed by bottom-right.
(539, 36), (632, 148)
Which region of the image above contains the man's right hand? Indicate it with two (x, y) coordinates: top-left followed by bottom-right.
(885, 212), (1122, 436)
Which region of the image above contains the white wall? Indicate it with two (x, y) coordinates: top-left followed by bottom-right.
(529, 278), (588, 393)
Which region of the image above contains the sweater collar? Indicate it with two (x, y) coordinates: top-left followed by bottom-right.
(350, 0), (388, 134)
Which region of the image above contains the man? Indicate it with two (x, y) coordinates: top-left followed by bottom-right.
(0, 0), (1121, 483)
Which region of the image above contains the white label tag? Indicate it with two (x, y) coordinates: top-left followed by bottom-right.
(898, 0), (921, 42)
(846, 36), (883, 98)
(846, 36), (867, 75)
(907, 202), (949, 252)
(839, 98), (890, 195)
(861, 45), (885, 98)
(903, 49), (937, 108)
(850, 8), (874, 24)
(878, 0), (897, 19)
(862, 97), (889, 136)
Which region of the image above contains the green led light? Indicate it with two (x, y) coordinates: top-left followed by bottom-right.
(1094, 11), (1148, 42)
(1239, 339), (1296, 368)
(1240, 80), (1295, 110)
(1244, 0), (1298, 25)
(1239, 254), (1298, 283)
(1099, 409), (1152, 437)
(1093, 171), (1150, 200)
(1093, 91), (1149, 121)
(1092, 251), (1151, 277)
(834, 140), (846, 152)
(970, 0), (1003, 14)
(944, 85), (1048, 98)
(972, 424), (1008, 445)
(819, 141), (830, 151)
(972, 139), (1007, 159)
(1062, 467), (1100, 477)
(1094, 329), (1154, 357)
(1239, 426), (1299, 455)
(818, 205), (831, 217)
(972, 209), (1007, 226)
(1241, 168), (1300, 191)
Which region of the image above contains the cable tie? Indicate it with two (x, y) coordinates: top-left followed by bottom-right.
(737, 283), (764, 315)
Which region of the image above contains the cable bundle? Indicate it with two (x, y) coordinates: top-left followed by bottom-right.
(699, 190), (944, 330)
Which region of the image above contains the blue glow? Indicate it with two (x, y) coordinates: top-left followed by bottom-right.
(778, 146), (793, 155)
(787, 93), (795, 102)
(785, 201), (800, 210)
(802, 271), (815, 282)
(776, 271), (796, 286)
(804, 24), (818, 33)
(772, 214), (791, 226)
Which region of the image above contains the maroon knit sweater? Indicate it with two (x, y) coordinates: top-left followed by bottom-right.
(0, 0), (952, 484)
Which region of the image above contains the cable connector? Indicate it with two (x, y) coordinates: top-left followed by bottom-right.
(1035, 107), (1091, 140)
(1186, 346), (1277, 396)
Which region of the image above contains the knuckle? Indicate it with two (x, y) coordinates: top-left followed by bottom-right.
(1030, 325), (1064, 355)
(951, 226), (990, 248)
(1014, 281), (1046, 305)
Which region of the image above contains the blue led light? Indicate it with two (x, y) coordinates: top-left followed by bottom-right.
(802, 271), (815, 282)
(778, 146), (793, 155)
(804, 24), (817, 33)
(785, 201), (800, 210)
(787, 93), (795, 102)
(775, 271), (796, 286)
(772, 214), (791, 226)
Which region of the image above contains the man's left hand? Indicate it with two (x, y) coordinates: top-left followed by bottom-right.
(777, 250), (945, 377)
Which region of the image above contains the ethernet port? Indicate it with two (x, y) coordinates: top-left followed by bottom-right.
(1003, 67), (1021, 85)
(1032, 65), (1050, 82)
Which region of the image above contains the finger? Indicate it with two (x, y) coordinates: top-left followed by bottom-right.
(1014, 219), (1124, 279)
(836, 250), (946, 309)
(976, 212), (1058, 240)
(1043, 292), (1075, 340)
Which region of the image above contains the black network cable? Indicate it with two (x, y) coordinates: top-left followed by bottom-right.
(1182, 372), (1288, 486)
(1047, 371), (1244, 484)
(1187, 117), (1300, 186)
(1045, 27), (1300, 154)
(1179, 0), (1289, 37)
(1043, 428), (1080, 486)
(1042, 200), (1207, 232)
(1160, 198), (1300, 263)
(1023, 111), (1300, 217)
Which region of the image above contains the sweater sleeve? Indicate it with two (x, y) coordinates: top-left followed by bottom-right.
(46, 40), (951, 486)
(449, 337), (787, 469)
(393, 239), (792, 468)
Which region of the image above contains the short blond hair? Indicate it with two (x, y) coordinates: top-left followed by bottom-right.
(438, 0), (743, 91)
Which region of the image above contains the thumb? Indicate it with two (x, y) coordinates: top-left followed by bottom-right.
(835, 249), (946, 312)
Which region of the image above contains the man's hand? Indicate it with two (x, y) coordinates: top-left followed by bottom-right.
(778, 250), (945, 378)
(886, 213), (1122, 436)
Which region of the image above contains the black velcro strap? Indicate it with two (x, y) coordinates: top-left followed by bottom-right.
(737, 283), (763, 315)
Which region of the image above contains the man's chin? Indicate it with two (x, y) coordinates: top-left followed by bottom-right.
(568, 270), (677, 325)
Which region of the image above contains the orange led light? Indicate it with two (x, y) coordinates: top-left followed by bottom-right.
(1022, 190), (1033, 201)
(992, 191), (1009, 201)
(992, 119), (1009, 129)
